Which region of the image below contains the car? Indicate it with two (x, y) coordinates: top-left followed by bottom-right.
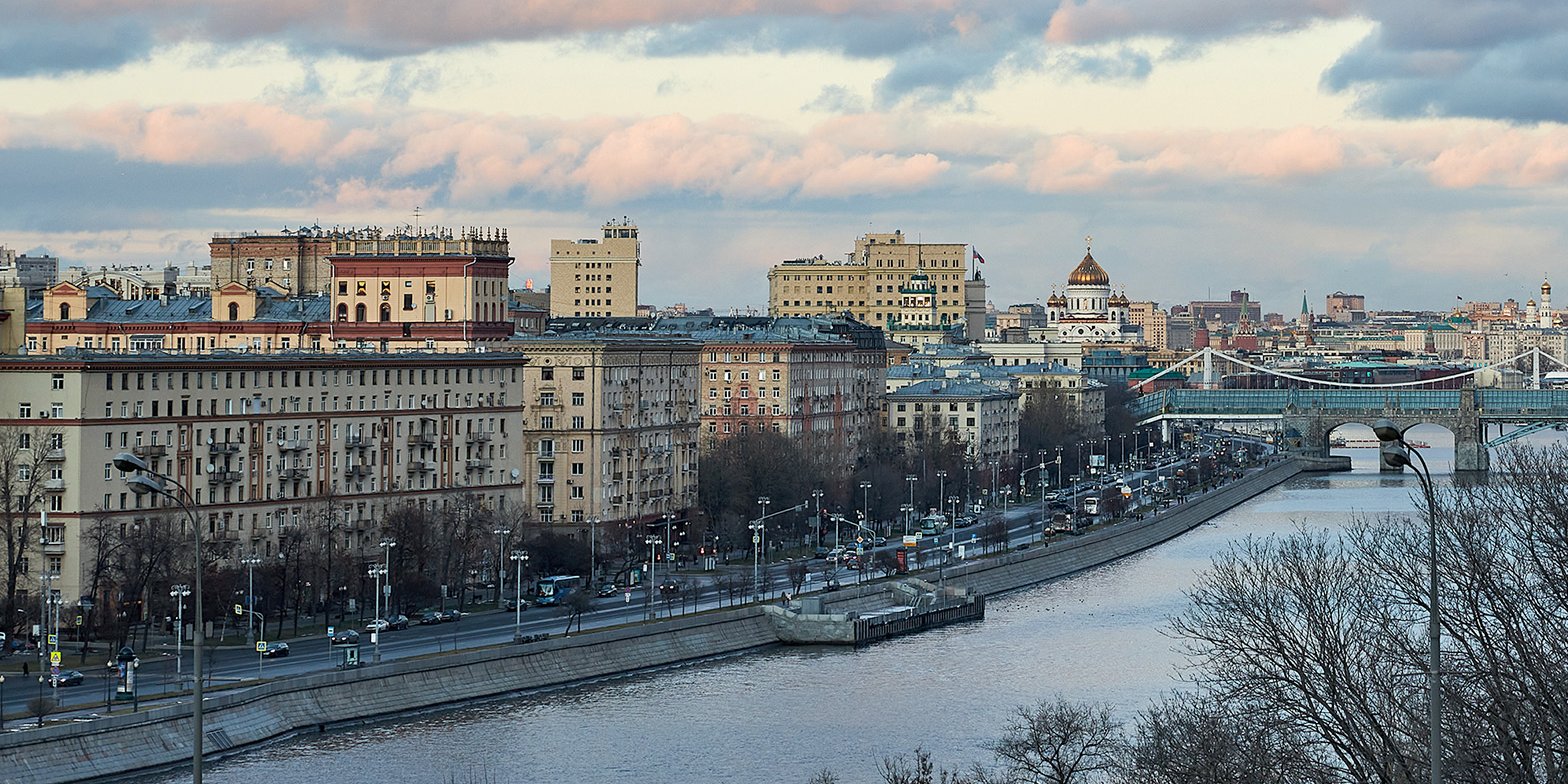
(873, 536), (888, 547)
(813, 546), (832, 560)
(330, 629), (360, 645)
(386, 614), (410, 631)
(417, 611), (445, 625)
(261, 641), (290, 658)
(50, 669), (85, 687)
(503, 597), (531, 611)
(364, 619), (389, 633)
(657, 579), (683, 595)
(441, 609), (463, 622)
(596, 583), (619, 598)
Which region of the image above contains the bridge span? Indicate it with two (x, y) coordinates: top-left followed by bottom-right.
(1127, 348), (1568, 473)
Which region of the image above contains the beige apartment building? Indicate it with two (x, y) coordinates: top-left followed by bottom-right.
(1127, 301), (1169, 350)
(768, 230), (985, 338)
(508, 336), (701, 533)
(550, 219), (641, 318)
(885, 380), (1020, 467)
(0, 352), (530, 619)
(695, 328), (873, 453)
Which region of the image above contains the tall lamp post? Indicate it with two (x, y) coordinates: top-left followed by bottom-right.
(492, 527), (511, 609)
(934, 471), (947, 524)
(0, 674), (6, 730)
(904, 475), (917, 534)
(366, 565), (387, 662)
(115, 452), (205, 784)
(859, 481), (872, 538)
(1373, 419), (1442, 784)
(378, 538), (397, 620)
(509, 550), (529, 641)
(645, 535), (662, 619)
(240, 553), (261, 646)
(170, 584), (190, 680)
(810, 490), (824, 549)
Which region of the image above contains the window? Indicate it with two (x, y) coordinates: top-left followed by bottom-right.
(51, 373), (64, 390)
(571, 392), (585, 406)
(572, 367), (585, 381)
(570, 438), (585, 452)
(540, 367), (554, 381)
(539, 392), (556, 406)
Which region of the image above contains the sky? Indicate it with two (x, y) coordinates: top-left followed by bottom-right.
(3, 1), (1568, 316)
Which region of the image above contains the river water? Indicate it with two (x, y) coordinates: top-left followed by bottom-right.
(150, 432), (1461, 784)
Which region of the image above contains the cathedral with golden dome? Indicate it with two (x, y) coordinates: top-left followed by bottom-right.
(1040, 241), (1141, 343)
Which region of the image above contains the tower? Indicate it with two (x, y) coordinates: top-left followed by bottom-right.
(1542, 279), (1553, 328)
(964, 266), (988, 341)
(550, 218), (641, 318)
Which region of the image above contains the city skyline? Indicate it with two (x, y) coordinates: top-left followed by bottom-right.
(3, 2), (1567, 312)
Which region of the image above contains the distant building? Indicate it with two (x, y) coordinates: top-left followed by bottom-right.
(0, 247), (60, 295)
(1187, 290), (1261, 325)
(1325, 291), (1367, 323)
(549, 219), (641, 318)
(68, 264), (212, 299)
(1126, 300), (1168, 350)
(767, 230), (986, 339)
(209, 227), (337, 296)
(885, 380), (1019, 467)
(1037, 246), (1141, 344)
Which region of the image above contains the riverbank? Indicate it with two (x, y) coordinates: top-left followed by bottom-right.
(0, 458), (1305, 784)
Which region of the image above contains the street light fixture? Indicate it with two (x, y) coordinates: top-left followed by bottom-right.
(904, 475), (917, 534)
(645, 535), (663, 619)
(170, 584), (190, 680)
(366, 565), (388, 663)
(114, 451), (205, 784)
(859, 481), (872, 539)
(1373, 418), (1442, 784)
(378, 538), (397, 620)
(509, 550), (529, 641)
(240, 554), (261, 647)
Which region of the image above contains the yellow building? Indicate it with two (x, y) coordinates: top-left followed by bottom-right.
(1127, 301), (1169, 350)
(550, 219), (641, 318)
(768, 230), (984, 338)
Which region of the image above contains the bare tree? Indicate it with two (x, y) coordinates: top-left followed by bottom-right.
(0, 424), (57, 637)
(786, 560), (809, 595)
(984, 697), (1123, 784)
(1115, 692), (1337, 784)
(562, 590), (592, 636)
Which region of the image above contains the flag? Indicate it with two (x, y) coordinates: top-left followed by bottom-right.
(973, 248), (986, 264)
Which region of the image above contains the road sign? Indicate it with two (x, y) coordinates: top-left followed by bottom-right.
(233, 604), (244, 616)
(326, 626), (335, 637)
(256, 642), (267, 653)
(49, 651), (61, 665)
(47, 634), (56, 646)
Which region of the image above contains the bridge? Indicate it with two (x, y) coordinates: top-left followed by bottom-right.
(1127, 348), (1568, 473)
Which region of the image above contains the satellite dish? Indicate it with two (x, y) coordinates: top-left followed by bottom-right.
(510, 468), (521, 480)
(205, 463), (216, 473)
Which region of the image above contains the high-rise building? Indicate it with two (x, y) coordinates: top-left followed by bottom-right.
(549, 219), (641, 318)
(1324, 292), (1367, 323)
(768, 230), (984, 338)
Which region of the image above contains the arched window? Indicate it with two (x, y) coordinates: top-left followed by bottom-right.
(355, 303), (367, 322)
(379, 304), (391, 322)
(336, 303), (348, 322)
(58, 303), (71, 320)
(227, 302), (240, 321)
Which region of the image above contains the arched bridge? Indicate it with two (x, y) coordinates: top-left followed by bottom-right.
(1126, 348), (1568, 473)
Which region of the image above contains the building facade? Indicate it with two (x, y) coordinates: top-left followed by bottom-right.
(885, 380), (1020, 467)
(767, 230), (984, 338)
(0, 352), (530, 615)
(549, 219), (641, 318)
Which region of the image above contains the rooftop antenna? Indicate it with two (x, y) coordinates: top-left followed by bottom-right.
(413, 206), (422, 232)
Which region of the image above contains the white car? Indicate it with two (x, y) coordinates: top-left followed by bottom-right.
(364, 619), (390, 633)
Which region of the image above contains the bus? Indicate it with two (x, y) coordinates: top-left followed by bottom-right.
(534, 575), (583, 606)
(918, 513), (949, 536)
(1082, 496), (1100, 516)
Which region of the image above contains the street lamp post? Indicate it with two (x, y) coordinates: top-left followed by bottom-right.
(663, 513), (674, 568)
(749, 519), (765, 601)
(904, 475), (917, 534)
(811, 490), (824, 549)
(934, 471), (947, 525)
(378, 538), (396, 620)
(492, 527), (511, 609)
(366, 565), (387, 663)
(240, 553), (261, 647)
(509, 550), (529, 641)
(0, 674), (6, 729)
(645, 535), (662, 619)
(859, 481), (872, 538)
(170, 584), (190, 679)
(115, 452), (205, 784)
(1373, 419), (1442, 784)
(589, 517), (600, 582)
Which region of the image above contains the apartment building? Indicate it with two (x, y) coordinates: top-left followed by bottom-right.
(508, 335), (701, 531)
(767, 230), (986, 338)
(0, 352), (530, 612)
(693, 326), (864, 446)
(884, 380), (1020, 466)
(26, 227), (513, 355)
(549, 219), (641, 318)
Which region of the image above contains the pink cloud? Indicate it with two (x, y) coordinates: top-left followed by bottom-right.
(38, 103), (334, 166)
(1013, 127), (1351, 192)
(1045, 0), (1352, 45)
(1427, 129), (1568, 188)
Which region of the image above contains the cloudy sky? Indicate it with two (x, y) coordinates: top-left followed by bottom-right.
(3, 0), (1567, 315)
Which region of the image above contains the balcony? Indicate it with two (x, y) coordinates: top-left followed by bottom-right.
(344, 464), (373, 478)
(536, 449), (556, 459)
(536, 474), (555, 484)
(466, 431), (492, 444)
(465, 458), (491, 471)
(43, 478), (65, 491)
(131, 443), (166, 459)
(407, 432), (436, 447)
(208, 441), (241, 455)
(345, 435), (372, 450)
(209, 470), (242, 484)
(281, 467), (310, 480)
(407, 460), (436, 473)
(41, 447), (67, 462)
(277, 439), (308, 452)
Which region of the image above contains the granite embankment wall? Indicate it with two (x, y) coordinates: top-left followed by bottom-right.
(0, 607), (779, 784)
(1, 459), (1306, 783)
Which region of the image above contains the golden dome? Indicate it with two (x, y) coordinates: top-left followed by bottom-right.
(1108, 293), (1129, 306)
(1068, 251), (1110, 286)
(1544, 279), (1553, 294)
(1047, 292), (1067, 307)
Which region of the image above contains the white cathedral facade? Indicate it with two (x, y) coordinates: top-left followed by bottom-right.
(1038, 246), (1142, 344)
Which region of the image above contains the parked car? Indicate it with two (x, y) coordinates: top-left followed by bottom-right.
(503, 598), (531, 611)
(50, 670), (85, 687)
(596, 584), (619, 598)
(364, 619), (389, 633)
(417, 610), (445, 625)
(386, 614), (410, 631)
(330, 629), (360, 645)
(261, 641), (290, 658)
(441, 609), (463, 622)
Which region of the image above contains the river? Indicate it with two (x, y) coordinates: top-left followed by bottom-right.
(146, 431), (1459, 784)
